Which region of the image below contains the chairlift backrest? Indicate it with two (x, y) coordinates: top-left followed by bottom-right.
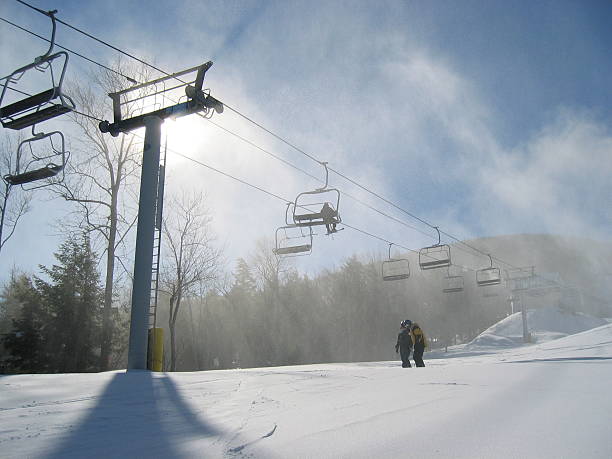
(3, 131), (68, 190)
(0, 11), (75, 130)
(382, 259), (410, 281)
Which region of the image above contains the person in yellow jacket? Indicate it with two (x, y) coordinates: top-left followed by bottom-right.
(409, 322), (427, 367)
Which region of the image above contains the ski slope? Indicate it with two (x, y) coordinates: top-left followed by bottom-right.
(1, 321), (611, 458)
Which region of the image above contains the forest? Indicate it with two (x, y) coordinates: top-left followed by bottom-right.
(0, 229), (513, 373)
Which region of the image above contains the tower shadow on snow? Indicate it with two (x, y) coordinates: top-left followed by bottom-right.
(45, 371), (223, 458)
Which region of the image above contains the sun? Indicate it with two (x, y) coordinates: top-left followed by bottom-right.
(162, 116), (207, 159)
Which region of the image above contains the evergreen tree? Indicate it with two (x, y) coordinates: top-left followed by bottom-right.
(35, 233), (103, 372)
(2, 274), (46, 373)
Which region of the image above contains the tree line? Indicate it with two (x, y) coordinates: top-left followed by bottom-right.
(0, 231), (511, 374)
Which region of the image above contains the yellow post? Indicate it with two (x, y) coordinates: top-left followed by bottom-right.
(147, 327), (164, 371)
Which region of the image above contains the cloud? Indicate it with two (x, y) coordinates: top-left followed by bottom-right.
(477, 109), (612, 238)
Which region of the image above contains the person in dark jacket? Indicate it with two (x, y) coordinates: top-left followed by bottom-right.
(410, 322), (427, 367)
(395, 319), (413, 368)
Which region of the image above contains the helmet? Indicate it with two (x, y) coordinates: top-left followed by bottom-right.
(401, 319), (412, 328)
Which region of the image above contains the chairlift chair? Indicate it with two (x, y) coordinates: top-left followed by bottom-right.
(442, 267), (464, 293)
(3, 130), (68, 190)
(0, 10), (75, 130)
(273, 225), (313, 257)
(382, 243), (410, 281)
(419, 227), (451, 270)
(476, 254), (502, 287)
(292, 162), (341, 234)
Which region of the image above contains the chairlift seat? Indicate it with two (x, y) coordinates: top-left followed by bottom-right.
(443, 275), (464, 293)
(1, 88), (59, 117)
(419, 244), (451, 270)
(1, 102), (73, 131)
(5, 164), (62, 186)
(382, 259), (410, 281)
(274, 244), (312, 255)
(294, 212), (323, 222)
(476, 267), (502, 287)
(383, 273), (410, 281)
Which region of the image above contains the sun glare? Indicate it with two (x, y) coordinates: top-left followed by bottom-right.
(163, 117), (205, 158)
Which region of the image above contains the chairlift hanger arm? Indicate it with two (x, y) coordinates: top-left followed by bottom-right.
(315, 161), (330, 191)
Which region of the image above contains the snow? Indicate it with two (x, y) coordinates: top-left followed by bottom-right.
(1, 311), (612, 458)
(469, 307), (609, 347)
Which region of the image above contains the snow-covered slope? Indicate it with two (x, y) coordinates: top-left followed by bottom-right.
(1, 322), (611, 458)
(469, 306), (608, 347)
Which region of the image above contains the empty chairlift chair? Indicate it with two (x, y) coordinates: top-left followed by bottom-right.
(0, 10), (75, 130)
(273, 225), (313, 257)
(419, 227), (451, 270)
(476, 254), (502, 287)
(382, 243), (410, 281)
(442, 267), (464, 293)
(4, 130), (68, 190)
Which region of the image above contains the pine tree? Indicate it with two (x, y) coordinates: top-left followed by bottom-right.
(2, 274), (46, 373)
(35, 233), (103, 372)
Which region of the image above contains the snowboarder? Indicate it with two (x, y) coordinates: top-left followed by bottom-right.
(395, 319), (413, 368)
(409, 322), (427, 367)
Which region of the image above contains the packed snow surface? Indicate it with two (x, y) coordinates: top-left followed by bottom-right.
(1, 314), (611, 458)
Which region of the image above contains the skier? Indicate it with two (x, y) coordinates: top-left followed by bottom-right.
(395, 319), (413, 368)
(410, 321), (427, 367)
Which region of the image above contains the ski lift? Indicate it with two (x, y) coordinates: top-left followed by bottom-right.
(442, 266), (464, 293)
(0, 10), (75, 130)
(476, 254), (501, 287)
(273, 225), (313, 256)
(3, 129), (68, 190)
(419, 227), (451, 270)
(382, 243), (410, 281)
(292, 162), (341, 235)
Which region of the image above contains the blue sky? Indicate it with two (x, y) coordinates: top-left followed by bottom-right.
(1, 0), (611, 280)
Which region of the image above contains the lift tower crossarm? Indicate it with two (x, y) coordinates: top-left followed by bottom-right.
(98, 61), (223, 137)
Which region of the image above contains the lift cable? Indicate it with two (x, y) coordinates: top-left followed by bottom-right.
(0, 12), (429, 243)
(7, 2), (506, 264)
(0, 16), (137, 84)
(7, 1), (590, 284)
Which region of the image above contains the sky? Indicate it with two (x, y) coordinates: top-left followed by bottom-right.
(1, 308), (611, 458)
(1, 0), (611, 282)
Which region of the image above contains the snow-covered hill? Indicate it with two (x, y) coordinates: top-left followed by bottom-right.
(470, 306), (609, 347)
(1, 319), (611, 458)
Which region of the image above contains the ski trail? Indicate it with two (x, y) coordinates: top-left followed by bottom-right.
(226, 424), (277, 456)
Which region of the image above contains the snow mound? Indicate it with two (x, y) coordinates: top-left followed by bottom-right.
(468, 306), (608, 348)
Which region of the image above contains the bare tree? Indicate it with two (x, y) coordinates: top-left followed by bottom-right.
(160, 191), (222, 371)
(50, 60), (151, 370)
(0, 134), (31, 255)
(250, 238), (289, 292)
